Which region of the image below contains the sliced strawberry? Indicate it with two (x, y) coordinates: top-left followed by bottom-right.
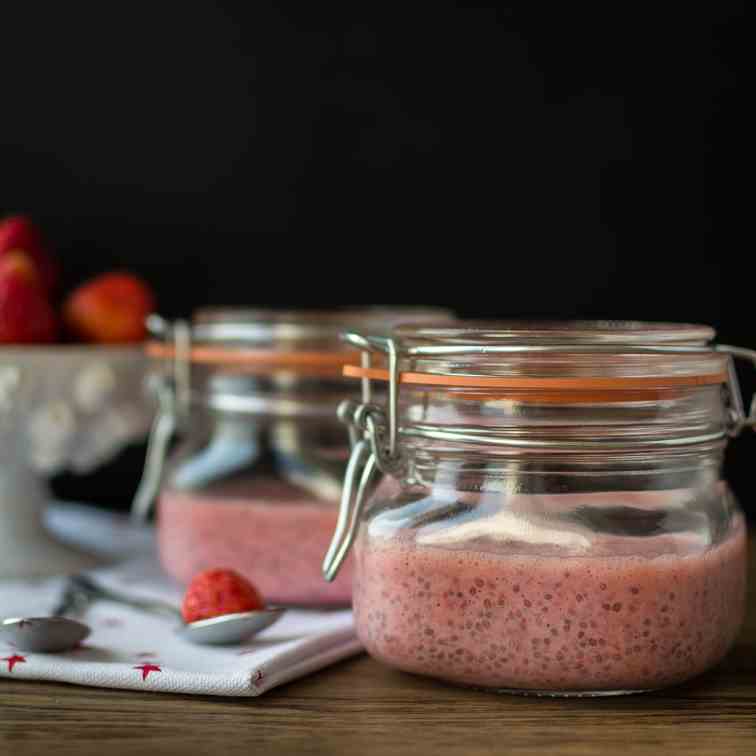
(181, 568), (264, 623)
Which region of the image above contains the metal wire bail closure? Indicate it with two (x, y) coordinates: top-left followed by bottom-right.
(334, 335), (405, 474)
(322, 337), (405, 581)
(715, 345), (756, 436)
(130, 317), (191, 522)
(321, 438), (378, 582)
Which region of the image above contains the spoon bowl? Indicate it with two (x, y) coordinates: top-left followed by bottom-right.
(178, 608), (285, 645)
(0, 616), (90, 653)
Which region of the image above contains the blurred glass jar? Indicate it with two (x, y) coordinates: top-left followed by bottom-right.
(134, 308), (450, 607)
(324, 321), (752, 692)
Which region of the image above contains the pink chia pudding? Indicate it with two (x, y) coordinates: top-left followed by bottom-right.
(159, 479), (352, 606)
(354, 511), (747, 693)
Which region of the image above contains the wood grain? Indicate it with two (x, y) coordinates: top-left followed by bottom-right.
(2, 540), (755, 756)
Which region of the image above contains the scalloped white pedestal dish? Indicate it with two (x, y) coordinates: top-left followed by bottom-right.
(0, 345), (153, 578)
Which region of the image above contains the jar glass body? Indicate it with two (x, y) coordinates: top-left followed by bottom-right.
(346, 323), (748, 695)
(151, 308), (453, 607)
(353, 446), (746, 694)
(159, 404), (351, 606)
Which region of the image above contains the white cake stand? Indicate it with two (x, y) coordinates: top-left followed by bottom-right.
(0, 345), (153, 578)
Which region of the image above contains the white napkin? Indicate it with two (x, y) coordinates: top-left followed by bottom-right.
(0, 504), (362, 696)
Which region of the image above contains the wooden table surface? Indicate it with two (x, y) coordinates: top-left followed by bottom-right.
(2, 542), (755, 756)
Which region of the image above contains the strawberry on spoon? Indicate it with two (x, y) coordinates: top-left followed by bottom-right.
(2, 571), (284, 653)
(181, 568), (265, 623)
(178, 568), (284, 645)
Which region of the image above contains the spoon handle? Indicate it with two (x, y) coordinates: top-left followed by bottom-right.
(51, 581), (90, 617)
(68, 575), (181, 620)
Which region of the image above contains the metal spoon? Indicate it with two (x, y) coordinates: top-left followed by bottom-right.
(0, 575), (285, 652)
(0, 579), (92, 653)
(68, 575), (285, 646)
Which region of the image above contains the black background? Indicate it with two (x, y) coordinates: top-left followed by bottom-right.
(1, 3), (751, 513)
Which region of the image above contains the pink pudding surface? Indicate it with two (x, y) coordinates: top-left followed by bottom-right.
(159, 479), (352, 606)
(354, 513), (747, 693)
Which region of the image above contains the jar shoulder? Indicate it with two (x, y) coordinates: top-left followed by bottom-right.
(362, 475), (742, 558)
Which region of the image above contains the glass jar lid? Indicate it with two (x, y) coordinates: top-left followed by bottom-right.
(144, 307), (454, 416)
(338, 319), (755, 464)
(345, 320), (727, 392)
(148, 308), (447, 377)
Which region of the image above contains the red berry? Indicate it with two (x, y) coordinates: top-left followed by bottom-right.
(0, 251), (58, 344)
(0, 215), (59, 294)
(181, 568), (264, 623)
(63, 272), (155, 344)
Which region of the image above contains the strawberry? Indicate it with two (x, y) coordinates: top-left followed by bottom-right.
(181, 568), (264, 623)
(0, 215), (59, 294)
(0, 251), (58, 344)
(63, 272), (155, 344)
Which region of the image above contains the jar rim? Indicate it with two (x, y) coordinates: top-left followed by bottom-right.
(393, 320), (716, 345)
(192, 307), (453, 345)
(343, 320), (727, 387)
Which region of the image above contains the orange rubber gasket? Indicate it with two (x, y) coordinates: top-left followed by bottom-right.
(146, 341), (358, 372)
(437, 389), (688, 404)
(343, 365), (727, 402)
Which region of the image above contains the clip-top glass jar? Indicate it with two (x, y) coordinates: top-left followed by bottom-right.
(324, 321), (752, 694)
(134, 308), (450, 607)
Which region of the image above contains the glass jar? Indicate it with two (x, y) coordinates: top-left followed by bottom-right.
(134, 308), (450, 607)
(324, 321), (752, 694)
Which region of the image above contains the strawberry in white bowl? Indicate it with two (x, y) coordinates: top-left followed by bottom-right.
(0, 215), (156, 577)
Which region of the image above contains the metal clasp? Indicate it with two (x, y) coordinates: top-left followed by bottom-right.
(321, 438), (378, 581)
(715, 344), (756, 437)
(130, 316), (191, 522)
(321, 400), (395, 581)
(322, 335), (405, 581)
(338, 334), (404, 472)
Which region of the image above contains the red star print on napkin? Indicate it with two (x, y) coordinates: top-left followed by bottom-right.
(133, 663), (161, 681)
(2, 655), (26, 672)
